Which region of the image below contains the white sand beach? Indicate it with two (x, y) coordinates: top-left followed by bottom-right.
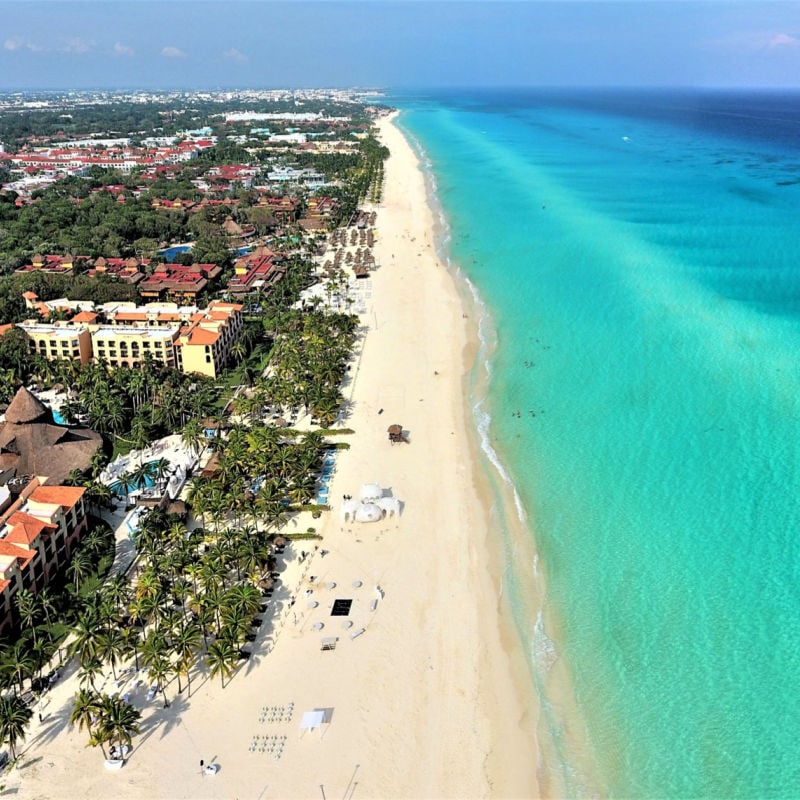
(7, 113), (540, 799)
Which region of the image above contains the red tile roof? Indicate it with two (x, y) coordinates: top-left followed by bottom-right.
(30, 485), (85, 508)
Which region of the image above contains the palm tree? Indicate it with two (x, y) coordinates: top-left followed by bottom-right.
(83, 480), (115, 514)
(171, 622), (201, 695)
(225, 583), (262, 620)
(94, 694), (141, 760)
(145, 656), (173, 709)
(15, 589), (40, 647)
(0, 694), (33, 760)
(153, 458), (172, 491)
(128, 459), (156, 492)
(78, 656), (105, 692)
(70, 688), (102, 741)
(66, 468), (86, 487)
(70, 610), (102, 666)
(102, 575), (131, 616)
(4, 643), (35, 697)
(96, 629), (126, 680)
(37, 586), (57, 632)
(90, 448), (109, 479)
(181, 418), (205, 458)
(205, 639), (238, 689)
(127, 414), (153, 459)
(68, 548), (93, 595)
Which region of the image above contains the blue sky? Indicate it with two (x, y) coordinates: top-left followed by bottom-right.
(1, 1), (799, 90)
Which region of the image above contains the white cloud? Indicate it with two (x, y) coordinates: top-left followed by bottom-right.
(4, 37), (45, 53)
(61, 37), (91, 54)
(767, 33), (800, 50)
(709, 30), (800, 53)
(113, 42), (135, 57)
(161, 45), (186, 58)
(223, 48), (247, 63)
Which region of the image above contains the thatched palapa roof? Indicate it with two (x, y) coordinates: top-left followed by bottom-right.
(0, 387), (102, 484)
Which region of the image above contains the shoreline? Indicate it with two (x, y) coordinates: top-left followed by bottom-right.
(378, 112), (544, 797)
(394, 111), (550, 794)
(4, 110), (541, 799)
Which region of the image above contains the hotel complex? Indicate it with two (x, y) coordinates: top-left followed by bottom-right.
(18, 299), (244, 378)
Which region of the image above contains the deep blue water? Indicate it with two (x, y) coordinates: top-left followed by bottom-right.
(392, 88), (800, 798)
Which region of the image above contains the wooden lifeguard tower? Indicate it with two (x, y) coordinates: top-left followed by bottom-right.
(387, 424), (407, 444)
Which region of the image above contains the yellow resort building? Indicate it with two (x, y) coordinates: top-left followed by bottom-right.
(174, 301), (244, 378)
(18, 300), (243, 379)
(20, 322), (94, 365)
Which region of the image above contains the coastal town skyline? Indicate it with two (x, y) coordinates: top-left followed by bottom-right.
(2, 1), (800, 91)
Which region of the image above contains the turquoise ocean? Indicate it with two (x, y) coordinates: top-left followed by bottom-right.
(390, 89), (800, 798)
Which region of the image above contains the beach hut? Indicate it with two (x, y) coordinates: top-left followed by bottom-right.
(387, 424), (406, 444)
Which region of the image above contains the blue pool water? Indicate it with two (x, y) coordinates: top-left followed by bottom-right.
(159, 244), (252, 262)
(159, 244), (193, 262)
(111, 461), (159, 496)
(394, 88), (800, 798)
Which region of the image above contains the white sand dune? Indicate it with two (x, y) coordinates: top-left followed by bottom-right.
(8, 113), (540, 800)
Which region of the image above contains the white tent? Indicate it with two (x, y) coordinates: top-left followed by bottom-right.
(376, 497), (400, 518)
(341, 485), (402, 523)
(355, 503), (383, 523)
(300, 709), (326, 735)
(359, 483), (383, 501)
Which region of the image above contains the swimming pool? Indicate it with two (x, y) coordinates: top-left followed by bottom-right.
(158, 244), (193, 262)
(111, 461), (159, 496)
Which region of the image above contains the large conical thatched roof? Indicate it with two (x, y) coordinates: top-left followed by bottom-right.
(0, 387), (102, 483)
(5, 387), (51, 425)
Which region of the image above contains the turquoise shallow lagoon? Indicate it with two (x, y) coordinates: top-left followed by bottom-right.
(393, 89), (800, 798)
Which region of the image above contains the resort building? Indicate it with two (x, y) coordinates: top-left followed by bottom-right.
(19, 321), (94, 365)
(17, 254), (148, 285)
(85, 256), (148, 284)
(255, 196), (300, 225)
(137, 262), (221, 302)
(16, 300), (243, 378)
(150, 197), (196, 211)
(14, 252), (90, 275)
(0, 478), (88, 638)
(299, 196), (339, 232)
(226, 247), (286, 296)
(92, 325), (179, 370)
(174, 300), (244, 378)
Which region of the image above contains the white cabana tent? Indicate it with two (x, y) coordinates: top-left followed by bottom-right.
(341, 487), (402, 523)
(355, 503), (383, 523)
(376, 497), (400, 517)
(359, 483), (383, 501)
